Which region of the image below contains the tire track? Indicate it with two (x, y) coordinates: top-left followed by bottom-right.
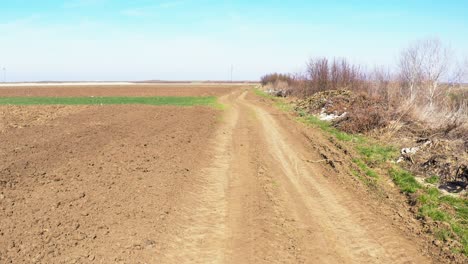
(159, 89), (432, 264)
(238, 93), (430, 263)
(159, 92), (239, 263)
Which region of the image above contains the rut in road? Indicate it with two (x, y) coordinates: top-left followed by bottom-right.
(160, 89), (431, 263)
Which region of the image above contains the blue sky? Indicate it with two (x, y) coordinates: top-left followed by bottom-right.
(0, 0), (467, 81)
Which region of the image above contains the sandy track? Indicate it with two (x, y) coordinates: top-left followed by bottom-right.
(156, 88), (432, 263)
(1, 85), (434, 263)
(236, 92), (427, 263)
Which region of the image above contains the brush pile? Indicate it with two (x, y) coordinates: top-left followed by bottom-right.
(294, 89), (390, 133)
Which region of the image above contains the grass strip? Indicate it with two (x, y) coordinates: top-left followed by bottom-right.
(0, 96), (220, 107)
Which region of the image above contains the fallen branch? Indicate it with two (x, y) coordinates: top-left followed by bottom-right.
(303, 158), (343, 163)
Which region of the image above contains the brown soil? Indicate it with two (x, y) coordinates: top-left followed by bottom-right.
(0, 85), (449, 263)
(0, 104), (219, 263)
(0, 84), (240, 97)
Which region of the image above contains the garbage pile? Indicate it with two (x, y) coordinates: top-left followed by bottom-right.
(397, 136), (468, 193)
(294, 90), (389, 133)
(294, 89), (353, 115)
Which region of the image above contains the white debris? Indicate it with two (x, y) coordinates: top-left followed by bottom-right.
(266, 89), (289, 97)
(401, 147), (419, 155)
(318, 108), (347, 121)
(396, 157), (405, 163)
(400, 140), (432, 156)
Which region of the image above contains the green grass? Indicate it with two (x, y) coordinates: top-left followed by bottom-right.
(297, 112), (364, 143)
(351, 159), (379, 187)
(357, 144), (398, 165)
(353, 158), (378, 178)
(253, 88), (293, 111)
(417, 187), (468, 254)
(0, 96), (220, 107)
(435, 228), (453, 242)
(253, 87), (274, 99)
(440, 196), (468, 221)
(419, 188), (449, 221)
(425, 175), (440, 184)
(389, 168), (422, 193)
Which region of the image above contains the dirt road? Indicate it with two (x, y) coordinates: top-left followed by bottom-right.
(0, 86), (433, 263)
(156, 88), (431, 263)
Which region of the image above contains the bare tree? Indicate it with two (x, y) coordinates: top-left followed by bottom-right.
(399, 41), (423, 102)
(399, 38), (451, 107)
(330, 59), (340, 89)
(307, 57), (329, 92)
(420, 38), (451, 107)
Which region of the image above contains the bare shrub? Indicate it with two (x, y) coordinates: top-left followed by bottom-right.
(410, 102), (467, 140)
(289, 72), (312, 97)
(369, 66), (393, 102)
(304, 57), (368, 95)
(259, 38), (467, 137)
(307, 57), (330, 92)
(447, 89), (468, 114)
(260, 73), (294, 86)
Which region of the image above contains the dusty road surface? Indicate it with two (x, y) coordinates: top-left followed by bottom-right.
(1, 85), (434, 263)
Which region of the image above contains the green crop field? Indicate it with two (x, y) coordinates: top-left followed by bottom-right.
(0, 96), (219, 107)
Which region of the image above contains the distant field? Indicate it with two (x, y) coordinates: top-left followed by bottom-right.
(0, 96), (218, 107)
(0, 84), (249, 97)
